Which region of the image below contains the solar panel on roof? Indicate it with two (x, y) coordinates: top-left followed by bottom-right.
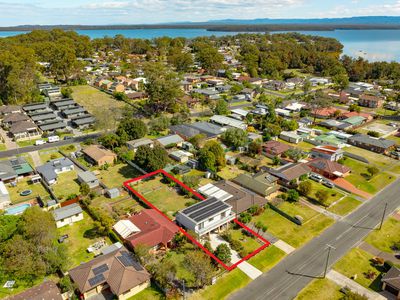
(181, 198), (217, 215)
(189, 201), (227, 221)
(88, 274), (105, 287)
(92, 264), (109, 275)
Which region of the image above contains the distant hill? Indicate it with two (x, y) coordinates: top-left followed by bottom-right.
(205, 16), (400, 25)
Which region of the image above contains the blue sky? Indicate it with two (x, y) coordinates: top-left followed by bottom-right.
(1, 0), (400, 26)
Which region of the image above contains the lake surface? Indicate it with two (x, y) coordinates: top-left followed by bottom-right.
(1, 28), (399, 62)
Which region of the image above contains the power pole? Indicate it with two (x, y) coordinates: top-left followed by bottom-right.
(182, 279), (186, 300)
(323, 244), (336, 278)
(379, 203), (388, 230)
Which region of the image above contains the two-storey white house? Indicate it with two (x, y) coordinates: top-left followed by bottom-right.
(175, 197), (235, 237)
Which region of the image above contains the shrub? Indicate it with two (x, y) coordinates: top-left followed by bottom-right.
(239, 249), (250, 258)
(238, 212), (252, 224)
(384, 260), (394, 272)
(367, 130), (380, 138)
(230, 239), (243, 252)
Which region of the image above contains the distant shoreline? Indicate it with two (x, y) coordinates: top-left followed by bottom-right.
(1, 24), (400, 32)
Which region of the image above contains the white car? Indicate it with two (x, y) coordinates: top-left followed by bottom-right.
(309, 173), (323, 182)
(48, 136), (60, 143)
(35, 139), (46, 146)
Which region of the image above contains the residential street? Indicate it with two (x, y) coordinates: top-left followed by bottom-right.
(0, 132), (102, 159)
(229, 178), (400, 300)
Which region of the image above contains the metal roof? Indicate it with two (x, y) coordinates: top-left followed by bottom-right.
(179, 197), (231, 223)
(52, 203), (83, 221)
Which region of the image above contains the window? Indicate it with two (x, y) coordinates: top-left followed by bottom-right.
(221, 212), (226, 218)
(208, 217), (214, 222)
(199, 222), (204, 229)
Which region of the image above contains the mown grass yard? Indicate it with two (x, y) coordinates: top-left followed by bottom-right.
(39, 148), (63, 163)
(97, 162), (141, 188)
(327, 196), (362, 216)
(133, 176), (197, 219)
(52, 170), (81, 200)
(341, 157), (396, 194)
(278, 139), (315, 151)
(58, 211), (111, 269)
(7, 178), (51, 204)
(333, 248), (383, 292)
(189, 268), (251, 300)
(306, 180), (345, 207)
(295, 278), (342, 300)
(217, 165), (246, 180)
(365, 217), (400, 253)
(91, 192), (143, 219)
(227, 228), (263, 255)
(253, 202), (334, 248)
(128, 284), (165, 300)
(247, 245), (286, 272)
(0, 143), (6, 151)
(343, 146), (395, 169)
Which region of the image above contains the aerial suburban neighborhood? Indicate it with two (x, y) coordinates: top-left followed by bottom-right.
(0, 14), (400, 300)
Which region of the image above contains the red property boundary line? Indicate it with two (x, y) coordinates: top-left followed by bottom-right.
(123, 169), (270, 271)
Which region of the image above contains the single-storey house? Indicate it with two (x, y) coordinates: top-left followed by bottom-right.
(348, 134), (396, 154)
(52, 203), (83, 228)
(116, 209), (179, 251)
(263, 140), (291, 157)
(2, 113), (30, 126)
(266, 163), (311, 186)
(36, 157), (74, 185)
(319, 119), (351, 130)
(69, 246), (150, 300)
(78, 171), (99, 189)
(210, 115), (247, 130)
(381, 266), (400, 299)
(187, 122), (225, 138)
(0, 105), (22, 116)
(314, 134), (347, 148)
(126, 138), (154, 152)
(338, 111), (373, 122)
(8, 281), (62, 300)
(280, 131), (303, 144)
(9, 121), (41, 141)
(232, 172), (279, 197)
(311, 107), (343, 119)
(156, 134), (184, 147)
(307, 158), (351, 179)
(83, 145), (117, 167)
(310, 145), (344, 161)
(176, 197), (235, 237)
(0, 182), (11, 210)
(169, 150), (193, 163)
(71, 115), (96, 128)
(342, 116), (367, 127)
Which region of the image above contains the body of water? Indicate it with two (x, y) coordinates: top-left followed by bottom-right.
(1, 28), (399, 62)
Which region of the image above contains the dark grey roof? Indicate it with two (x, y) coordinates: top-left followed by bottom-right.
(78, 171), (98, 183)
(30, 112), (57, 122)
(23, 103), (48, 112)
(62, 107), (85, 116)
(179, 197), (231, 223)
(52, 203), (83, 221)
(39, 121), (66, 131)
(156, 134), (184, 146)
(72, 116), (95, 126)
(36, 158), (74, 182)
(192, 89), (219, 96)
(170, 125), (200, 139)
(0, 161), (17, 181)
(349, 134), (396, 149)
(9, 121), (38, 134)
(189, 122), (225, 137)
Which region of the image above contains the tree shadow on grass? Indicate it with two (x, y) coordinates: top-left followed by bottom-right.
(83, 227), (101, 239)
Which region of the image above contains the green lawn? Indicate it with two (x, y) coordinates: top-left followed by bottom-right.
(253, 202), (334, 248)
(97, 163), (141, 188)
(7, 178), (51, 204)
(228, 228), (262, 256)
(0, 143), (6, 151)
(389, 164), (400, 175)
(58, 211), (111, 269)
(341, 157), (396, 194)
(344, 147), (395, 169)
(190, 268), (251, 300)
(91, 192), (143, 219)
(278, 139), (315, 151)
(128, 283), (165, 300)
(217, 165), (245, 180)
(306, 180), (345, 207)
(133, 176), (197, 219)
(295, 278), (343, 300)
(365, 217), (400, 253)
(71, 85), (124, 130)
(52, 170), (81, 200)
(327, 196), (362, 216)
(16, 138), (46, 148)
(39, 148), (63, 163)
(334, 248), (383, 292)
(161, 251), (196, 287)
(248, 245), (286, 272)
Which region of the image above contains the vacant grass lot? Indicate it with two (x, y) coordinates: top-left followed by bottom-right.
(344, 146), (395, 169)
(190, 268), (251, 300)
(334, 248), (383, 292)
(327, 196), (362, 216)
(253, 202), (334, 248)
(97, 163), (141, 188)
(91, 192), (143, 219)
(52, 170), (81, 200)
(133, 176), (197, 219)
(341, 157), (395, 194)
(248, 245), (286, 272)
(7, 178), (51, 204)
(278, 139), (315, 151)
(295, 278), (342, 300)
(71, 85), (124, 130)
(58, 211), (111, 269)
(365, 217), (400, 253)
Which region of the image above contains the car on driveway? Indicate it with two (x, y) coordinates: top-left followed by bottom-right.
(310, 173), (323, 182)
(322, 180), (334, 188)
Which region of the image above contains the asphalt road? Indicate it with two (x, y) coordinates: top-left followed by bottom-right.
(229, 178), (400, 300)
(0, 133), (102, 159)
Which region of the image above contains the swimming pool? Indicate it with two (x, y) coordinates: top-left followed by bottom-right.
(5, 203), (31, 215)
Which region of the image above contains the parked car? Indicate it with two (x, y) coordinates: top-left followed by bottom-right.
(310, 173), (323, 182)
(48, 135), (60, 143)
(35, 139), (46, 146)
(63, 136), (73, 140)
(58, 234), (69, 243)
(322, 180), (334, 188)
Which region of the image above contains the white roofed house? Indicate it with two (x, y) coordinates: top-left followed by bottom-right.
(280, 131), (303, 144)
(0, 182), (11, 210)
(169, 150), (193, 163)
(210, 115), (247, 130)
(175, 197), (235, 237)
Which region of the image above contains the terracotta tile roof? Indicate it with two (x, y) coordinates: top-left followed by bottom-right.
(307, 158), (350, 175)
(126, 209), (179, 248)
(312, 107), (344, 117)
(263, 140), (291, 155)
(9, 281), (62, 300)
(82, 145), (117, 162)
(340, 111), (371, 119)
(69, 246), (150, 296)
